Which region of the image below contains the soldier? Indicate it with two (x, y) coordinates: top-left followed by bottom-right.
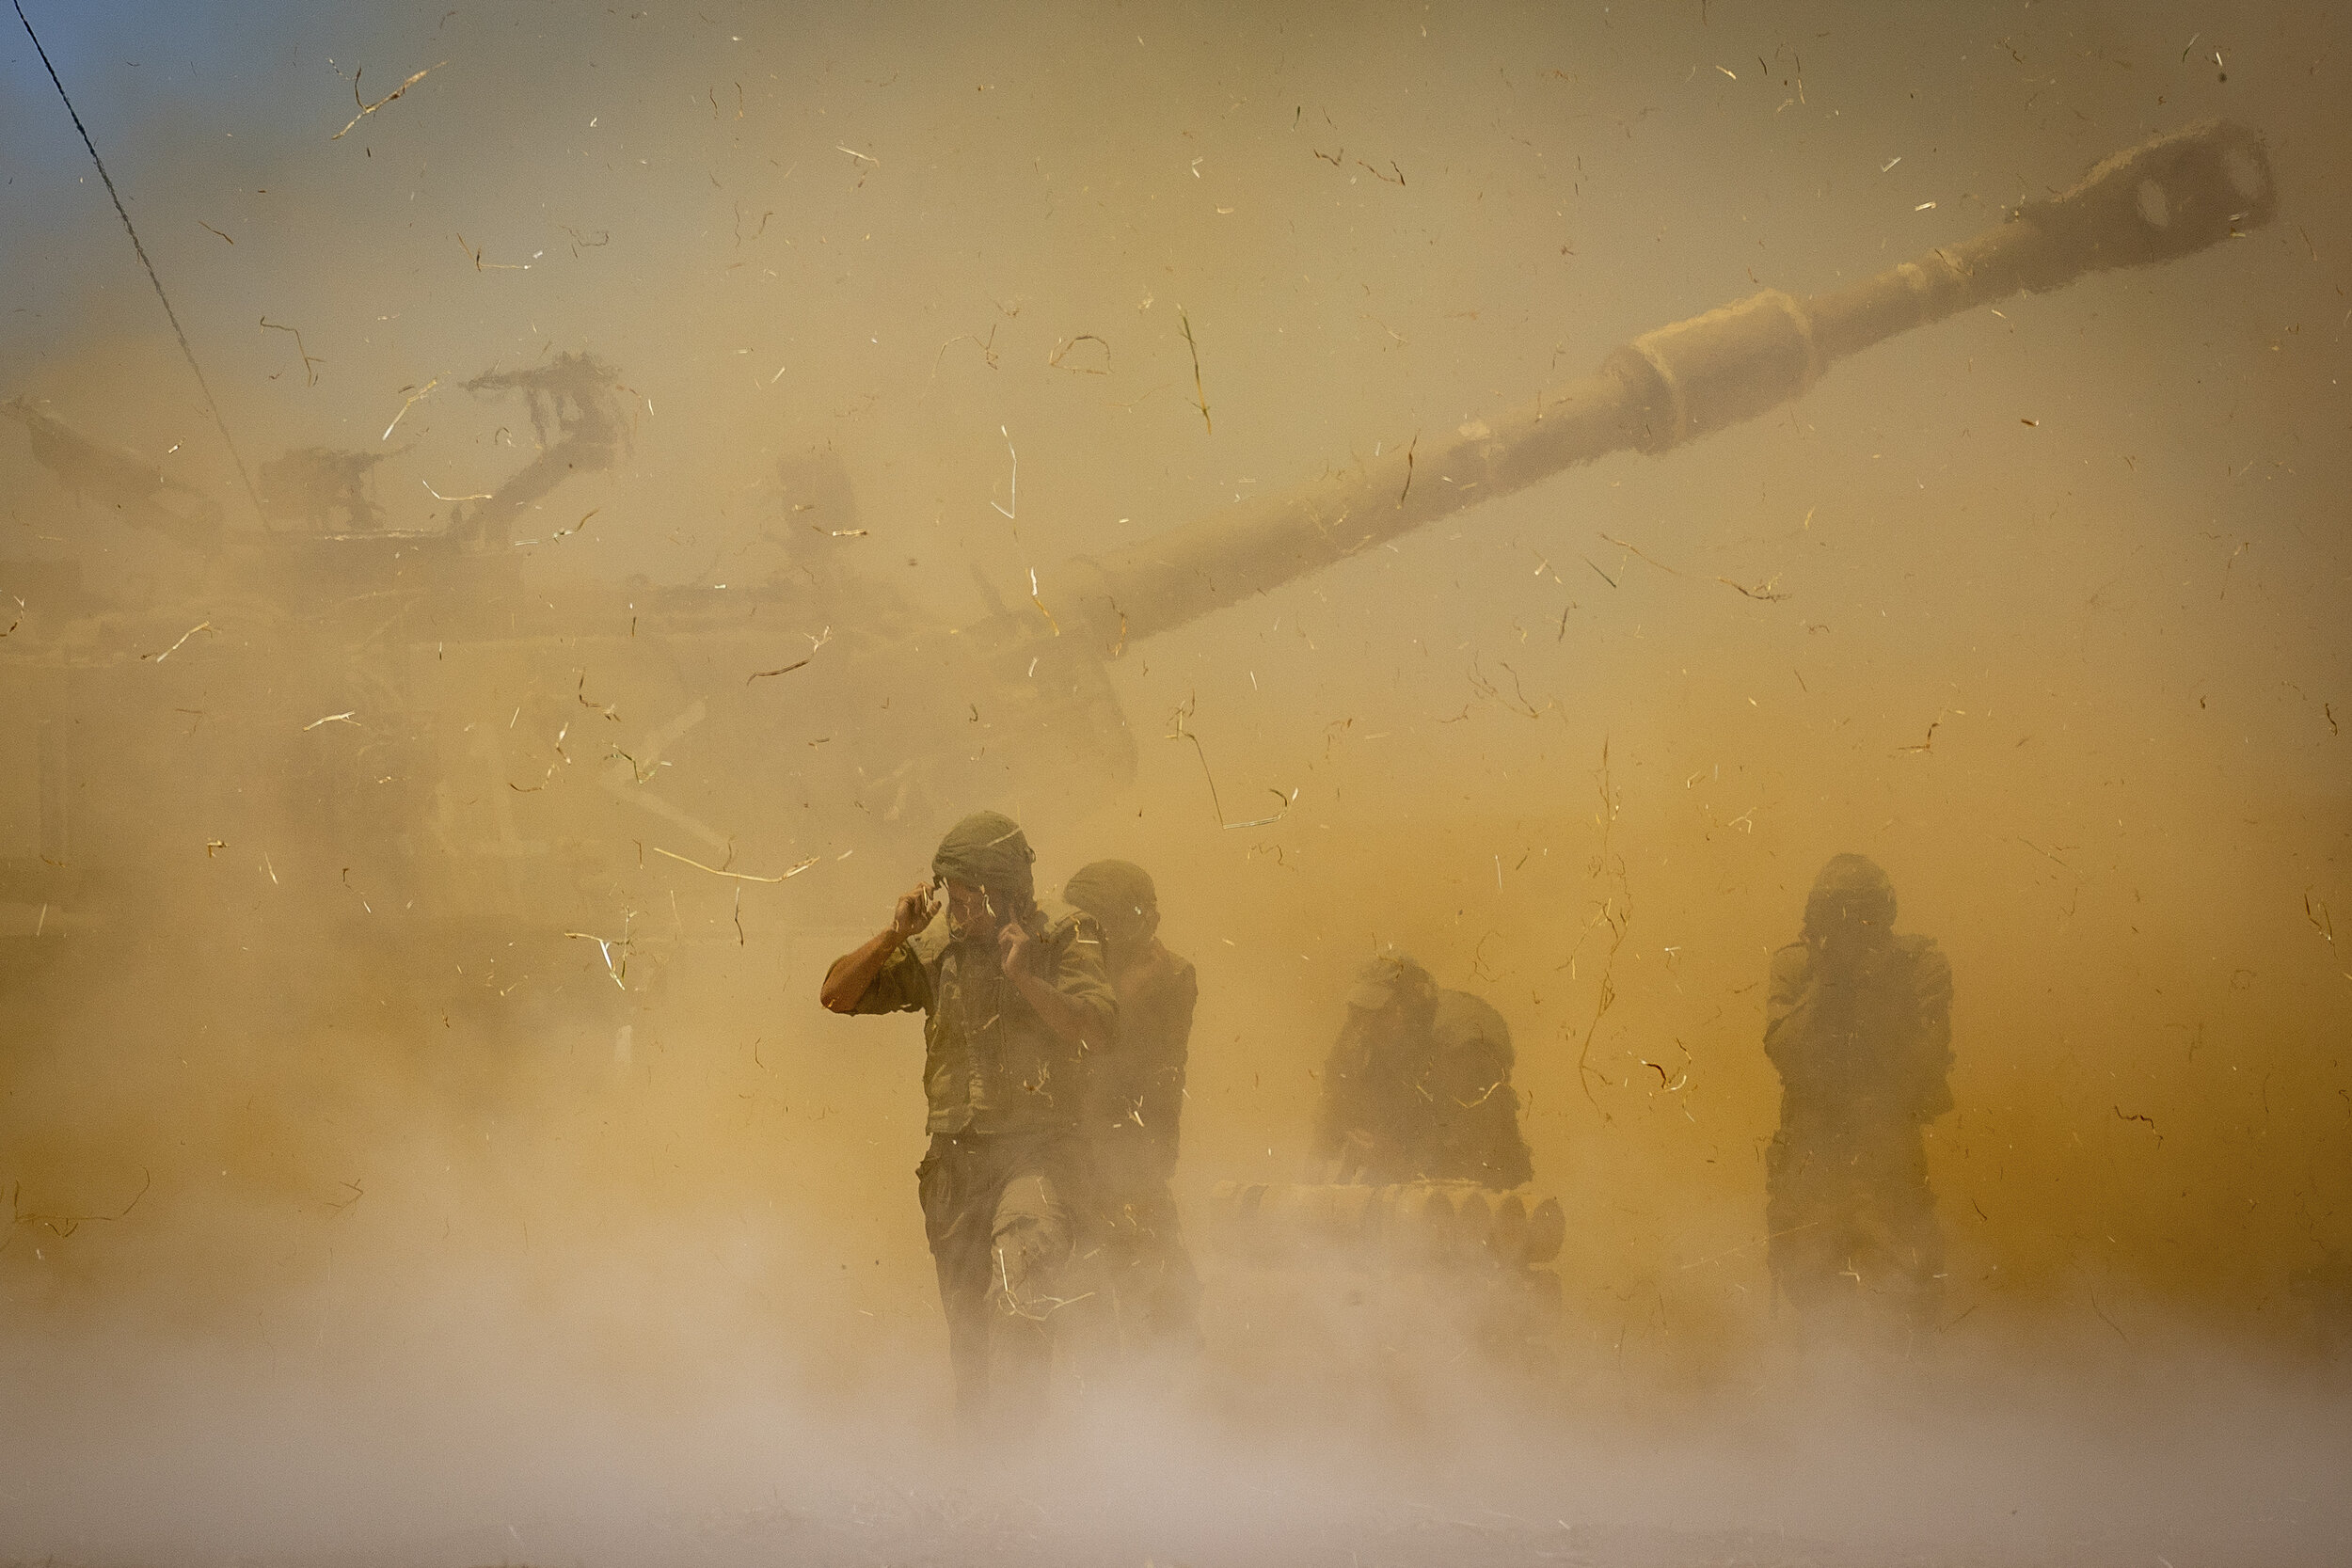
(258, 446), (394, 532)
(819, 811), (1116, 1433)
(1062, 859), (1200, 1355)
(771, 447), (861, 578)
(1764, 853), (1954, 1332)
(765, 446), (914, 641)
(1311, 948), (1534, 1191)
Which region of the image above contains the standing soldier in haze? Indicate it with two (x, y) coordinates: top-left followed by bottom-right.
(1062, 860), (1201, 1355)
(765, 447), (914, 641)
(257, 446), (397, 533)
(820, 812), (1117, 1433)
(1764, 853), (1955, 1331)
(1311, 948), (1534, 1191)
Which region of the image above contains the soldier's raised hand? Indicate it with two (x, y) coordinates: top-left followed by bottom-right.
(995, 915), (1031, 975)
(1333, 1128), (1381, 1185)
(891, 881), (939, 940)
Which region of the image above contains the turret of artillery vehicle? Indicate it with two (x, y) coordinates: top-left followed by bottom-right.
(0, 121), (2276, 1022)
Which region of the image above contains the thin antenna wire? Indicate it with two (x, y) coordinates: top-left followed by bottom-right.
(13, 0), (266, 524)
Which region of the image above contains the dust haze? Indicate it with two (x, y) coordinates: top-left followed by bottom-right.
(1, 1), (2346, 1563)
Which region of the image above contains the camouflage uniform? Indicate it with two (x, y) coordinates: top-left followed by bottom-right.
(1312, 950), (1534, 1191)
(1065, 861), (1201, 1355)
(846, 815), (1116, 1427)
(1764, 854), (1954, 1330)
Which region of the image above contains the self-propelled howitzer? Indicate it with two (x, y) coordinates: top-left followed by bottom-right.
(0, 122), (2277, 1010)
(1035, 119), (2273, 661)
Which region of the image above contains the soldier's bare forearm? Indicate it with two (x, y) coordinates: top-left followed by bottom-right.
(824, 882), (936, 1012)
(820, 927), (902, 1013)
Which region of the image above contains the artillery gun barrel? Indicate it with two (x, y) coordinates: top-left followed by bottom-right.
(2, 397), (224, 553)
(1043, 119), (2274, 655)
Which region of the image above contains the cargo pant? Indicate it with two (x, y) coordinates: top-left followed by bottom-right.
(916, 1130), (1078, 1433)
(1088, 1133), (1202, 1356)
(1766, 1119), (1944, 1332)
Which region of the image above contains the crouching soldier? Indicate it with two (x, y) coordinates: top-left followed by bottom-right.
(821, 812), (1116, 1433)
(1311, 947), (1534, 1191)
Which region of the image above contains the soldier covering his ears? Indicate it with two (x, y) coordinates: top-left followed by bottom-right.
(820, 811), (1117, 1433)
(1764, 853), (1955, 1334)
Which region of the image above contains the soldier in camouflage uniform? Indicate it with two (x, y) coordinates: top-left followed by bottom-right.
(764, 447), (915, 640)
(1764, 854), (1955, 1332)
(1062, 860), (1200, 1356)
(257, 446), (396, 533)
(1311, 948), (1534, 1191)
(821, 811), (1116, 1433)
